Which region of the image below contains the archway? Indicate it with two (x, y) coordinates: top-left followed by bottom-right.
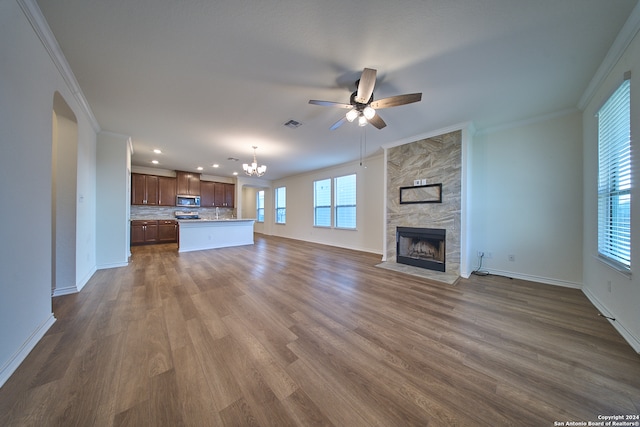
(51, 92), (78, 295)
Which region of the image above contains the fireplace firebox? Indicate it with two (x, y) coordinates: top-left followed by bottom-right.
(396, 227), (446, 272)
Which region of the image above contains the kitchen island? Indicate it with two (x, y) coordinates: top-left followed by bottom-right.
(177, 219), (255, 253)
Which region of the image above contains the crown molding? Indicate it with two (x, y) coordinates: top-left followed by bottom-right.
(380, 121), (475, 150)
(578, 1), (640, 110)
(17, 0), (100, 132)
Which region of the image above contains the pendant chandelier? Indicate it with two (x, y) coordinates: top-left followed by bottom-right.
(243, 146), (267, 177)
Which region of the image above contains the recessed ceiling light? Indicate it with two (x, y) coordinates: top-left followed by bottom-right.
(151, 160), (159, 164)
(197, 166), (203, 171)
(153, 149), (162, 154)
(233, 172), (238, 176)
(212, 164), (219, 168)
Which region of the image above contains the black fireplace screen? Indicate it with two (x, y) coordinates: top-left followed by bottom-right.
(396, 227), (446, 272)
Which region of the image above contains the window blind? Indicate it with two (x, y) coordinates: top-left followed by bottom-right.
(275, 187), (286, 224)
(597, 78), (631, 269)
(335, 174), (356, 229)
(256, 190), (265, 222)
(314, 179), (331, 227)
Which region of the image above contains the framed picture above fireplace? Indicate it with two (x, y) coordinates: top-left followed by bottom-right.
(399, 183), (442, 204)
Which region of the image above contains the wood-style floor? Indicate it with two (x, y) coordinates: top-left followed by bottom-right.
(1, 235), (638, 426)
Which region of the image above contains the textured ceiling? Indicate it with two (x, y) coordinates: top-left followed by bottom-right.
(37, 0), (637, 179)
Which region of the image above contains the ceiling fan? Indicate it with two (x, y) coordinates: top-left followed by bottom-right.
(309, 68), (422, 130)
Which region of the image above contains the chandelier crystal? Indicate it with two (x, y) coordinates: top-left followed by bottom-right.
(243, 146), (267, 177)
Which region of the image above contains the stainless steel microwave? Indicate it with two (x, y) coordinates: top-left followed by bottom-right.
(176, 195), (200, 207)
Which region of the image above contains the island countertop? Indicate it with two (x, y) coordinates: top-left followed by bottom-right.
(177, 218), (255, 252)
(176, 218), (254, 223)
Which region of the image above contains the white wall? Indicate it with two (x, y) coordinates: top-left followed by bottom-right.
(469, 111), (584, 287)
(582, 29), (640, 351)
(52, 108), (78, 296)
(0, 0), (98, 386)
(97, 132), (131, 268)
(267, 154), (384, 255)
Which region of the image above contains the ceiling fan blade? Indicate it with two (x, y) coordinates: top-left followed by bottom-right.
(355, 68), (377, 104)
(370, 93), (422, 109)
(368, 113), (386, 129)
(309, 100), (353, 109)
(330, 116), (347, 130)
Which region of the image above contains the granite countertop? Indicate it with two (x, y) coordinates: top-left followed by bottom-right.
(131, 217), (252, 222)
(176, 218), (254, 223)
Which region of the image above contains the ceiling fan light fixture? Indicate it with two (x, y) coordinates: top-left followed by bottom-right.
(358, 115), (367, 126)
(345, 109), (358, 122)
(363, 106), (375, 120)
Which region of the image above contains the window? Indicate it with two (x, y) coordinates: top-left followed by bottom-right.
(275, 187), (286, 224)
(314, 178), (331, 227)
(313, 174), (357, 229)
(597, 78), (631, 270)
(335, 174), (356, 229)
(256, 190), (264, 222)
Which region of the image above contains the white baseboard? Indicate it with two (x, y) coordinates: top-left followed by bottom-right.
(484, 268), (582, 289)
(582, 288), (640, 353)
(51, 265), (98, 297)
(0, 313), (56, 388)
(76, 266), (97, 292)
(96, 261), (128, 270)
(52, 285), (78, 297)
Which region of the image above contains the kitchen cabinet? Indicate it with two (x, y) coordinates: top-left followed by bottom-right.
(131, 173), (159, 205)
(158, 220), (178, 242)
(158, 176), (177, 206)
(200, 181), (216, 207)
(200, 181), (235, 207)
(214, 183), (226, 206)
(176, 171), (200, 196)
(223, 183), (235, 208)
(130, 220), (159, 244)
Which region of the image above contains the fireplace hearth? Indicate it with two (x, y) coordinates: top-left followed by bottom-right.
(396, 227), (446, 272)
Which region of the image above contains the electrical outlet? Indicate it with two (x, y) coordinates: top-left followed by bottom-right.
(508, 254), (515, 262)
(477, 251), (484, 257)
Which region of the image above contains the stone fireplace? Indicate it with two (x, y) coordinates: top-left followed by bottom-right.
(397, 227), (446, 272)
(384, 129), (463, 281)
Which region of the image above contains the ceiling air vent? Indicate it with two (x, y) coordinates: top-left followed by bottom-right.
(284, 119), (302, 129)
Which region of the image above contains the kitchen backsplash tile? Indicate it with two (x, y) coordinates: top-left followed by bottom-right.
(130, 205), (235, 220)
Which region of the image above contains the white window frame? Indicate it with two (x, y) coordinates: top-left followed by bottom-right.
(256, 190), (265, 223)
(334, 174), (357, 230)
(597, 77), (631, 271)
(312, 174), (357, 229)
(313, 178), (332, 227)
(275, 186), (286, 224)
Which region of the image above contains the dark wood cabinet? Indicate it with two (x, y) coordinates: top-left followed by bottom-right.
(158, 220), (178, 242)
(131, 173), (159, 205)
(223, 183), (235, 208)
(200, 181), (216, 207)
(200, 181), (235, 207)
(176, 171), (200, 196)
(214, 183), (226, 206)
(131, 219), (177, 245)
(131, 220), (159, 244)
(158, 176), (177, 206)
